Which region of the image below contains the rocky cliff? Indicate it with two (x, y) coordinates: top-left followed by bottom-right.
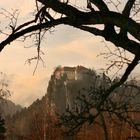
(47, 66), (110, 113)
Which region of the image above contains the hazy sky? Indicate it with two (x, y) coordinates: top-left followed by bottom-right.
(0, 0), (140, 107)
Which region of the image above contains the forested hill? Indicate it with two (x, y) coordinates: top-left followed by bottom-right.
(0, 99), (22, 117)
(5, 66), (140, 140)
(5, 95), (47, 140)
(5, 66), (111, 140)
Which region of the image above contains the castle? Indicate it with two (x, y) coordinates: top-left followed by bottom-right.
(54, 65), (88, 81)
(48, 65), (111, 113)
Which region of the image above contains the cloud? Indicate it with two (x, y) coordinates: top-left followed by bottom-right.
(45, 30), (107, 69)
(0, 0), (35, 12)
(9, 72), (49, 107)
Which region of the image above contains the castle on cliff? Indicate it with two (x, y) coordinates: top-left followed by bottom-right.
(54, 65), (89, 81)
(47, 65), (111, 113)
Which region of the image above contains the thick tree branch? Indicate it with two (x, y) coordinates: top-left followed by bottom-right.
(0, 0), (140, 54)
(89, 0), (115, 36)
(14, 19), (36, 32)
(1, 11), (140, 55)
(90, 0), (109, 12)
(120, 0), (136, 37)
(76, 25), (104, 36)
(37, 0), (82, 17)
(37, 0), (140, 42)
(102, 30), (140, 56)
(74, 25), (140, 55)
(122, 0), (136, 16)
(74, 11), (140, 41)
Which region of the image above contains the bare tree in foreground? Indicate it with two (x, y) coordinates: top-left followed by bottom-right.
(59, 73), (140, 139)
(0, 0), (140, 138)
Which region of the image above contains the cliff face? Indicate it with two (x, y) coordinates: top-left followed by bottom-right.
(46, 66), (110, 114)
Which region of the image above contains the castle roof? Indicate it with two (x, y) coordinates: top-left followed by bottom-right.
(63, 66), (88, 72)
(76, 66), (88, 72)
(63, 67), (75, 71)
(54, 66), (88, 73)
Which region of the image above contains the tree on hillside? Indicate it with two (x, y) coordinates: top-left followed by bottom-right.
(0, 115), (6, 140)
(60, 75), (140, 139)
(0, 72), (12, 140)
(0, 72), (11, 99)
(29, 114), (63, 140)
(28, 108), (65, 140)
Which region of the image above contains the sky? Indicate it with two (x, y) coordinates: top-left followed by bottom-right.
(0, 0), (140, 107)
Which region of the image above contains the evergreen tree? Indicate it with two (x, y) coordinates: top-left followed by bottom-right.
(0, 115), (6, 140)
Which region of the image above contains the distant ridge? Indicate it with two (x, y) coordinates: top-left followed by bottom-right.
(0, 99), (22, 117)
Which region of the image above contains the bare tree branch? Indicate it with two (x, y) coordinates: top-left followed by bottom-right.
(0, 17), (68, 52)
(97, 55), (140, 110)
(122, 0), (136, 16)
